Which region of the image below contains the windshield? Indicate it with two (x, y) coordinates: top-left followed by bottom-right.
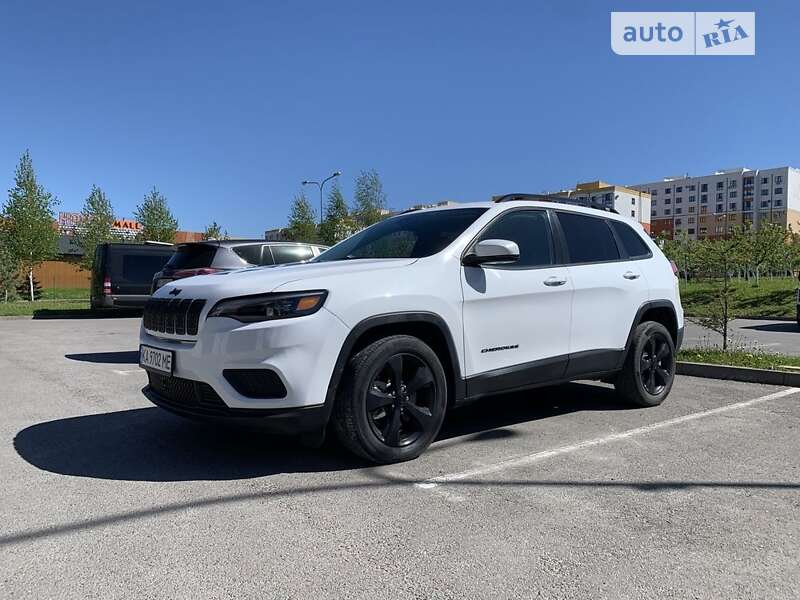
(313, 208), (487, 262)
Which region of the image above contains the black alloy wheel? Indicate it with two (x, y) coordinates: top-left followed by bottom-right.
(639, 331), (673, 395)
(332, 334), (448, 463)
(615, 321), (676, 407)
(366, 353), (437, 447)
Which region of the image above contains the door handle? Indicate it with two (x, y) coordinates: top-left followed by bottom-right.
(623, 271), (640, 280)
(544, 276), (567, 287)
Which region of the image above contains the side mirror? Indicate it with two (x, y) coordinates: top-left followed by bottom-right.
(462, 239), (520, 267)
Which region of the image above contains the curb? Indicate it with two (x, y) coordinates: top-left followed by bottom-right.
(677, 361), (800, 387)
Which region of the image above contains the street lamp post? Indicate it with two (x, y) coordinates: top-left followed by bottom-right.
(302, 171), (341, 225)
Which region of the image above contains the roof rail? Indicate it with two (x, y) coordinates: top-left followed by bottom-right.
(492, 193), (619, 214)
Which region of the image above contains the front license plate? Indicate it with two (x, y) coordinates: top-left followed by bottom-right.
(139, 345), (174, 375)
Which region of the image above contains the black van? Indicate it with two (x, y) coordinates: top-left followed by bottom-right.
(91, 242), (175, 309)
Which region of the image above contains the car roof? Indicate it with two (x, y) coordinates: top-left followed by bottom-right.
(177, 240), (326, 248)
(403, 198), (633, 223)
(101, 242), (174, 250)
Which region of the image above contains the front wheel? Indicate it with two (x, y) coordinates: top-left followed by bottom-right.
(333, 335), (447, 463)
(615, 321), (676, 407)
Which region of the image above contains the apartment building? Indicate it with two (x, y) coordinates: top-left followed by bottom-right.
(548, 181), (652, 232)
(629, 166), (800, 239)
(264, 227), (290, 241)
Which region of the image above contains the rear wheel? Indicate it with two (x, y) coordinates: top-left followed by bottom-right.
(333, 335), (447, 463)
(615, 321), (675, 407)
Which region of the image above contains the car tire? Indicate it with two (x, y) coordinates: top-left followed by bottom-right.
(615, 321), (675, 408)
(332, 335), (447, 464)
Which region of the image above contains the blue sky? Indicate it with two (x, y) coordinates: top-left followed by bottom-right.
(1, 0), (798, 237)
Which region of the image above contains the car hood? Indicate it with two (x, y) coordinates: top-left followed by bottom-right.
(152, 258), (417, 303)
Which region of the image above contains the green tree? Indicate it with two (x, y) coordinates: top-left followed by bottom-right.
(134, 187), (178, 242)
(286, 192), (318, 243)
(774, 225), (800, 277)
(74, 185), (116, 271)
(662, 231), (696, 283)
(746, 223), (786, 285)
(692, 236), (744, 350)
(202, 221), (224, 240)
(0, 235), (19, 302)
(353, 169), (387, 229)
(1, 150), (59, 300)
(319, 183), (356, 246)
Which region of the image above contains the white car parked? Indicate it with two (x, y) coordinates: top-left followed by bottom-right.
(139, 195), (684, 463)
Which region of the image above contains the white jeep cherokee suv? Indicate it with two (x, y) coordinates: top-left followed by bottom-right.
(139, 194), (683, 463)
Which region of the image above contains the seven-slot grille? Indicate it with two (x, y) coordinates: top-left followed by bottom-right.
(143, 298), (206, 336)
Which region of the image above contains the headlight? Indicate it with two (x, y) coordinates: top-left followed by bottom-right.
(207, 290), (328, 323)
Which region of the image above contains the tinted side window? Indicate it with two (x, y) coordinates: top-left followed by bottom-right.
(121, 254), (172, 283)
(233, 244), (265, 265)
(610, 220), (651, 259)
(557, 212), (620, 263)
(271, 245), (314, 264)
(476, 210), (553, 267)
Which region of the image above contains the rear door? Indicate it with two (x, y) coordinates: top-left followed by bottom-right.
(90, 244), (106, 302)
(461, 209), (573, 392)
(555, 211), (650, 374)
(108, 246), (174, 296)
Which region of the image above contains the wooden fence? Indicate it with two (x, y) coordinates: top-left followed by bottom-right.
(33, 260), (91, 289)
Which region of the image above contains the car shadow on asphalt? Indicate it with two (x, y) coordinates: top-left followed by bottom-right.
(13, 407), (364, 482)
(437, 381), (630, 443)
(65, 351), (140, 364)
(741, 322), (799, 333)
(13, 382), (631, 483)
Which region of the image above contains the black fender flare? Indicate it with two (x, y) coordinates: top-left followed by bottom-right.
(619, 300), (680, 368)
(321, 311), (465, 425)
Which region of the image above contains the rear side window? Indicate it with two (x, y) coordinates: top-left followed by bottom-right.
(476, 210), (553, 267)
(121, 254), (172, 283)
(166, 244), (218, 269)
(557, 212), (620, 264)
(610, 220), (651, 259)
(271, 245), (314, 264)
(233, 244), (266, 265)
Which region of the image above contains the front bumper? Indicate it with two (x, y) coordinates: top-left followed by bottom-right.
(143, 376), (328, 434)
(139, 306), (350, 414)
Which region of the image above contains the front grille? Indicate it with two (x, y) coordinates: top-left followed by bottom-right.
(147, 371), (266, 418)
(143, 298), (206, 335)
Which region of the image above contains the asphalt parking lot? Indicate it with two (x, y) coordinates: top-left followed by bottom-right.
(1, 317), (799, 599)
(684, 318), (800, 355)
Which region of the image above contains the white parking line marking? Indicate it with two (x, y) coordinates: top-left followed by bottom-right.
(112, 369), (141, 376)
(417, 387), (800, 488)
